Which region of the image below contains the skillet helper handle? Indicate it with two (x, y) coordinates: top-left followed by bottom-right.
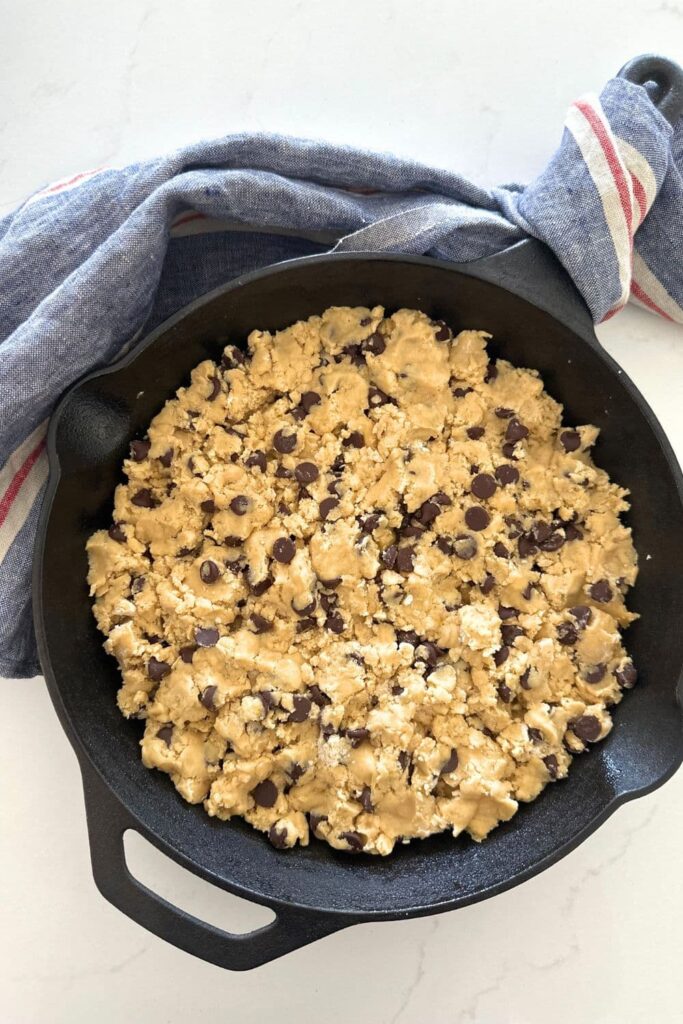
(81, 769), (346, 970)
(618, 53), (683, 125)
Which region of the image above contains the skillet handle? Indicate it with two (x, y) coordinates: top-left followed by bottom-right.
(81, 769), (347, 970)
(618, 53), (683, 125)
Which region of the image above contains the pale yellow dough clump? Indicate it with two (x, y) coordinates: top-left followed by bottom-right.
(87, 306), (638, 855)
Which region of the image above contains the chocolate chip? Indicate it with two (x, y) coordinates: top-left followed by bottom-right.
(325, 611), (344, 634)
(296, 617), (316, 633)
(309, 684), (331, 707)
(308, 812), (327, 837)
(570, 605), (592, 628)
(207, 376), (221, 401)
(340, 831), (365, 852)
(381, 544), (398, 569)
(498, 605), (518, 620)
(471, 473), (497, 500)
(528, 726), (543, 743)
(310, 495), (338, 526)
(570, 715), (601, 742)
(131, 488), (157, 508)
(415, 500), (438, 526)
(616, 662), (637, 688)
(391, 684), (404, 695)
(363, 331), (386, 355)
(396, 629), (420, 646)
(498, 682), (513, 703)
(108, 523), (126, 543)
(130, 439), (150, 461)
(465, 506), (489, 531)
(436, 535), (454, 555)
(344, 430), (365, 449)
(148, 657), (171, 682)
(273, 429), (297, 453)
(565, 522), (583, 541)
(416, 641), (442, 668)
(501, 442), (518, 460)
(245, 450), (267, 472)
(452, 386), (472, 398)
(294, 462), (319, 484)
(557, 621), (578, 645)
(200, 685), (217, 709)
(441, 749), (458, 773)
(481, 573), (496, 593)
(454, 534), (478, 559)
(560, 429), (581, 452)
(291, 597), (317, 621)
(250, 573), (274, 596)
(200, 498), (216, 514)
(505, 418), (529, 442)
(157, 723), (173, 746)
(179, 645), (197, 664)
(359, 512), (381, 534)
(395, 546), (415, 573)
(268, 824), (288, 849)
(493, 541), (509, 558)
(199, 559), (220, 584)
(273, 537), (296, 564)
(434, 320), (451, 341)
(531, 521), (551, 544)
(320, 576), (342, 590)
(368, 385), (393, 408)
(251, 613), (273, 635)
(300, 391), (321, 414)
(495, 463), (519, 486)
(467, 426), (485, 440)
(589, 579), (613, 603)
(252, 779), (278, 808)
(229, 495), (249, 516)
(543, 754), (559, 779)
(520, 667), (531, 689)
(195, 627), (219, 647)
(584, 664), (606, 684)
(493, 646), (509, 666)
(258, 690), (275, 712)
(495, 407), (514, 419)
(275, 465), (292, 479)
(320, 593), (336, 614)
(221, 345), (246, 369)
(540, 531), (565, 552)
(340, 342), (365, 366)
(518, 534), (538, 558)
(358, 786), (374, 812)
(398, 751), (410, 772)
(155, 447), (173, 469)
(130, 575), (145, 595)
(288, 695), (312, 722)
(346, 728), (369, 747)
(501, 624), (525, 645)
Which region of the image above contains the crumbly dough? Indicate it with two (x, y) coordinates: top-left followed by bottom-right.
(87, 306), (638, 856)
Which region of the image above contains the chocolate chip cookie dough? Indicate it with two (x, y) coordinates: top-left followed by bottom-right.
(86, 306), (638, 855)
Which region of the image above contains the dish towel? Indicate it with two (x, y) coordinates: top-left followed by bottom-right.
(1, 74), (682, 678)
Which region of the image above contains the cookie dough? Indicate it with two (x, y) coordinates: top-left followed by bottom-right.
(86, 306), (638, 856)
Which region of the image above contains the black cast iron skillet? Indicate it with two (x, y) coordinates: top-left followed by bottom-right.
(33, 56), (683, 971)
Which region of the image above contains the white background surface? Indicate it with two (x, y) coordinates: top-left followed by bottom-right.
(2, 2), (683, 1021)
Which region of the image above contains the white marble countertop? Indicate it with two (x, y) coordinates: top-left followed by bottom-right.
(3, 2), (683, 1021)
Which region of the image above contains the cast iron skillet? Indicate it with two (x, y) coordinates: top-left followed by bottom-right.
(33, 56), (683, 971)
